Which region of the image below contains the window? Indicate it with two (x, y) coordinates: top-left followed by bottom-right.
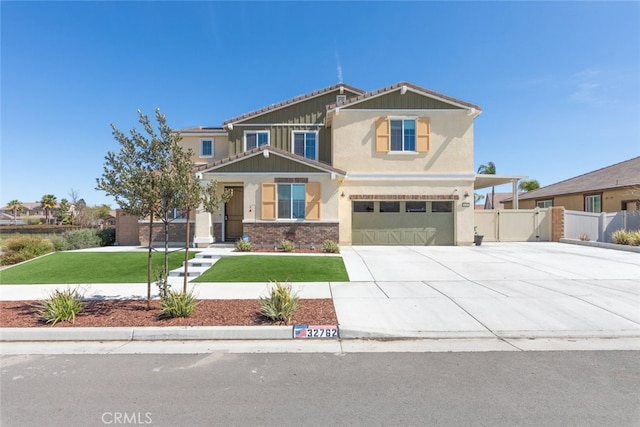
(353, 201), (374, 212)
(244, 131), (269, 151)
(406, 201), (426, 213)
(585, 195), (602, 213)
(390, 119), (416, 152)
(201, 140), (213, 157)
(432, 201), (453, 213)
(292, 131), (318, 160)
(336, 95), (347, 103)
(379, 201), (400, 212)
(536, 200), (553, 208)
(278, 184), (306, 219)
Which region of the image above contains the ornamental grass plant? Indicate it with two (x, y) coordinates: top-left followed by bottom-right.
(260, 281), (299, 325)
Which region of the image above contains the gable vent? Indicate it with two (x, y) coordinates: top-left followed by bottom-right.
(336, 95), (347, 104)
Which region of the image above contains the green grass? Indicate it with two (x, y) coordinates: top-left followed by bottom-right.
(0, 251), (194, 284)
(193, 255), (349, 282)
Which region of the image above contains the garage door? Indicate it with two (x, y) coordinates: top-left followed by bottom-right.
(352, 200), (454, 245)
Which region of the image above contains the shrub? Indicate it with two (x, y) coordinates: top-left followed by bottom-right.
(97, 228), (116, 246)
(322, 239), (340, 253)
(236, 238), (253, 252)
(159, 290), (199, 319)
(280, 239), (295, 252)
(579, 233), (590, 241)
(22, 216), (42, 225)
(58, 229), (102, 250)
(37, 287), (85, 325)
(630, 230), (640, 246)
(0, 236), (55, 265)
(260, 281), (299, 325)
(611, 229), (631, 245)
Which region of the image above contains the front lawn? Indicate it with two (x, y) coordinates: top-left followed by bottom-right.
(193, 255), (349, 282)
(0, 251), (194, 284)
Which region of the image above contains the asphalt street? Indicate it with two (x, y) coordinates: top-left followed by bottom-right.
(1, 351), (639, 427)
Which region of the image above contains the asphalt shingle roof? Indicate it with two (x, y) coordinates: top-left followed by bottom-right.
(513, 156), (640, 201)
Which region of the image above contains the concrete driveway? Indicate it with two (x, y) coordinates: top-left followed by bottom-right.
(335, 242), (640, 343)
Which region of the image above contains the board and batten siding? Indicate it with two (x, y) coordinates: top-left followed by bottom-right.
(343, 90), (464, 111)
(227, 89), (359, 163)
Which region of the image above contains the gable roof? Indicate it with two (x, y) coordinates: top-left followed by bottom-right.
(509, 156), (640, 201)
(326, 81), (482, 113)
(222, 83), (364, 127)
(193, 144), (346, 176)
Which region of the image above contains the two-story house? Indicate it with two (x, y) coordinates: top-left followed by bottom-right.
(179, 81), (482, 247)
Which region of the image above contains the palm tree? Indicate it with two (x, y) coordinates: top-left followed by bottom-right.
(40, 194), (57, 225)
(519, 179), (540, 192)
(6, 199), (24, 224)
(477, 161), (497, 209)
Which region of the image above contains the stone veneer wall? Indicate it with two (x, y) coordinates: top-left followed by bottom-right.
(242, 222), (339, 248)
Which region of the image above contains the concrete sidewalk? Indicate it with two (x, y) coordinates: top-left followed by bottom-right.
(1, 242), (639, 348)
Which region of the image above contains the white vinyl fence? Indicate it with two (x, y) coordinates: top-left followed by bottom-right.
(565, 210), (640, 243)
(474, 209), (551, 242)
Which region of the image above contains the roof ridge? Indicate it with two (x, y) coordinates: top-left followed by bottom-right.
(326, 81), (481, 111)
(223, 83), (365, 126)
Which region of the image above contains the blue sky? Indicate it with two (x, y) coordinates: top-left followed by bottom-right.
(2, 1), (639, 208)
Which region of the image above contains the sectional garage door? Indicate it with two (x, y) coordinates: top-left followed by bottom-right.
(351, 200), (454, 245)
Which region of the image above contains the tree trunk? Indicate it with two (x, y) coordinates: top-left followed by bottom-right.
(146, 211), (154, 310)
(183, 209), (191, 293)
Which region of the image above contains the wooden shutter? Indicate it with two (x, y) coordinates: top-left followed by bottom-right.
(261, 183), (277, 220)
(305, 183), (321, 220)
(375, 117), (389, 152)
(416, 118), (430, 152)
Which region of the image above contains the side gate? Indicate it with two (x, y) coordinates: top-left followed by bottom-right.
(474, 209), (551, 242)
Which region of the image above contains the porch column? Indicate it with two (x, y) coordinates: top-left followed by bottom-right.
(512, 180), (519, 209)
(194, 209), (213, 248)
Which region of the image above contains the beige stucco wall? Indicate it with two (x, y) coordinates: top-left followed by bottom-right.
(179, 134), (229, 165)
(337, 179), (476, 245)
(331, 110), (474, 173)
(505, 187), (639, 212)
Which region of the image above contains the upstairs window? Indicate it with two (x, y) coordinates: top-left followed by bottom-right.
(376, 117), (430, 153)
(390, 119), (416, 151)
(292, 131), (318, 160)
(201, 140), (213, 157)
(244, 131), (269, 151)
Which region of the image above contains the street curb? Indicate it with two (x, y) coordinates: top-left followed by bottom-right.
(0, 326), (293, 342)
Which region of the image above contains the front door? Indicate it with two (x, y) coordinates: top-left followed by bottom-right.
(224, 187), (244, 242)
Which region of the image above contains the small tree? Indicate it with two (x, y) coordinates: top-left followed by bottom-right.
(56, 199), (72, 225)
(40, 194), (57, 225)
(6, 199), (24, 224)
(97, 109), (170, 309)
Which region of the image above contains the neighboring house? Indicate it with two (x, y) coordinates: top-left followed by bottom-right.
(0, 202), (58, 224)
(183, 81), (485, 247)
(478, 192), (517, 210)
(503, 156), (640, 212)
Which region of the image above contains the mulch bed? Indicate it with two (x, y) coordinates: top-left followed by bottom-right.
(0, 299), (338, 328)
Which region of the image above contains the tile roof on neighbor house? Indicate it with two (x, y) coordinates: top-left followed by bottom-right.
(506, 156), (640, 202)
(326, 81), (482, 112)
(222, 83), (365, 127)
(193, 144), (347, 176)
(178, 126), (225, 134)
